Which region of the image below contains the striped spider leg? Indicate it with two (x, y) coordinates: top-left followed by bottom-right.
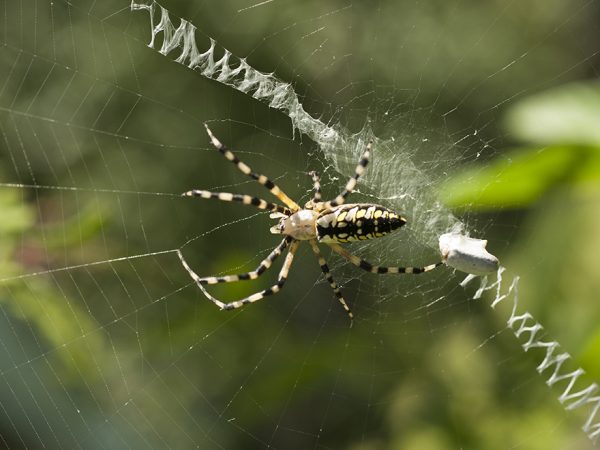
(321, 141), (371, 208)
(178, 125), (300, 310)
(179, 126), (443, 321)
(309, 171), (322, 202)
(177, 238), (299, 310)
(201, 124), (300, 211)
(328, 243), (443, 274)
(308, 240), (353, 319)
(301, 170), (322, 211)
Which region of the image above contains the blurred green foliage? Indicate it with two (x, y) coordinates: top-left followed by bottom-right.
(0, 0), (599, 449)
(0, 187), (107, 379)
(441, 81), (600, 209)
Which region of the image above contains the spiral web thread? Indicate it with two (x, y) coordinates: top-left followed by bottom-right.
(130, 1), (600, 444)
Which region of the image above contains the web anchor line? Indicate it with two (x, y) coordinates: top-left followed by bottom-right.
(463, 268), (600, 444)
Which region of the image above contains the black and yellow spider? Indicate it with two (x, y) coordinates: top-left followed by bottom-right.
(177, 125), (443, 320)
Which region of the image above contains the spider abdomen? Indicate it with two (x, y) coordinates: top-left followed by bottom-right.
(316, 203), (406, 244)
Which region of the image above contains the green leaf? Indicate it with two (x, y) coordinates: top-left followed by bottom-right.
(505, 81), (600, 147)
(439, 146), (580, 210)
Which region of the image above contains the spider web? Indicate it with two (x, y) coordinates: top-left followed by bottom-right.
(1, 0), (599, 448)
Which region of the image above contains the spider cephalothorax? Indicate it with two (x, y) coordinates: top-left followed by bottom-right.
(177, 125), (443, 320)
(270, 209), (319, 240)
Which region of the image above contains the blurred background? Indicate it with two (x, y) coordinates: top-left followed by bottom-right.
(1, 0), (600, 448)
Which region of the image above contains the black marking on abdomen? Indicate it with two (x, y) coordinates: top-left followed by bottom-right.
(316, 204), (406, 243)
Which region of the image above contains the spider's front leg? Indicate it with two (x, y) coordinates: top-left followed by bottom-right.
(204, 125), (300, 211)
(182, 189), (291, 215)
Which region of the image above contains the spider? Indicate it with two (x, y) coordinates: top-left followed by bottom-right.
(177, 125), (443, 320)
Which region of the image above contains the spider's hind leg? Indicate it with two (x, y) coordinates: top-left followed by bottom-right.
(309, 240), (354, 321)
(328, 243), (443, 274)
(178, 237), (291, 288)
(178, 239), (299, 310)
